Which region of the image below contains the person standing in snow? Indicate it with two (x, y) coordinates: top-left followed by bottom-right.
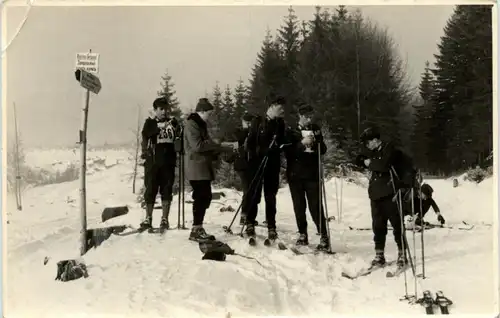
(183, 98), (235, 241)
(243, 96), (287, 241)
(356, 126), (408, 268)
(225, 111), (262, 226)
(404, 183), (445, 226)
(140, 97), (181, 231)
(284, 103), (330, 251)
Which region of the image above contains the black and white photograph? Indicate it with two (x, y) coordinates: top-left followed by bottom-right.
(3, 1), (497, 317)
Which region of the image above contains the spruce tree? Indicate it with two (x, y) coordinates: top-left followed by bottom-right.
(157, 70), (182, 118)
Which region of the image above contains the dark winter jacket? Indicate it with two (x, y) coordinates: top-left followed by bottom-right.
(227, 127), (252, 172)
(183, 113), (222, 181)
(403, 195), (440, 217)
(141, 116), (179, 167)
(284, 123), (327, 181)
(362, 141), (399, 201)
(246, 116), (286, 167)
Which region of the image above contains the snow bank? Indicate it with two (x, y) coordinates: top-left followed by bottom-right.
(5, 149), (498, 317)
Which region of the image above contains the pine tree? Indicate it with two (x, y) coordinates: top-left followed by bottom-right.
(411, 61), (435, 171)
(248, 29), (287, 116)
(210, 82), (224, 139)
(233, 78), (248, 120)
(277, 6), (302, 122)
(157, 70), (182, 118)
(429, 5), (492, 174)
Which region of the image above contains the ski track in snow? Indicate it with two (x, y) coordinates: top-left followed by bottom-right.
(5, 150), (498, 317)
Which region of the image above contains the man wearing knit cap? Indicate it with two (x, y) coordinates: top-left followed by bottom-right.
(243, 96), (287, 241)
(183, 98), (235, 241)
(283, 102), (330, 251)
(139, 97), (181, 232)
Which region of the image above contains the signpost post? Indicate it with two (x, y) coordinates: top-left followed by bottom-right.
(74, 49), (102, 256)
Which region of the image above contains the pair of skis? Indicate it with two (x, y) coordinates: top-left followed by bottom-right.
(341, 260), (409, 280)
(416, 290), (453, 314)
(247, 235), (335, 256)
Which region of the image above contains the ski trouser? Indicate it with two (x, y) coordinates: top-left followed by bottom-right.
(237, 169), (259, 219)
(371, 194), (404, 252)
(189, 180), (212, 226)
(289, 178), (327, 237)
(245, 160), (280, 230)
(144, 163), (176, 204)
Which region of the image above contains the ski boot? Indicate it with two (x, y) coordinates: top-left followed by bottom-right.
(267, 228), (278, 241)
(159, 218), (169, 232)
(371, 251), (386, 267)
(296, 233), (309, 246)
(189, 226), (216, 242)
(397, 251), (409, 268)
(139, 216), (152, 232)
(245, 223), (256, 237)
(316, 235), (330, 252)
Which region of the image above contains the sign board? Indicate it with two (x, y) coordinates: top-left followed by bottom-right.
(75, 52), (99, 74)
(76, 69), (102, 94)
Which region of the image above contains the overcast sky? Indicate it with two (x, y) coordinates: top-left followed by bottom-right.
(4, 5), (455, 149)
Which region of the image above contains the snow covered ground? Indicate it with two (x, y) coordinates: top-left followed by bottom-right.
(5, 150), (498, 318)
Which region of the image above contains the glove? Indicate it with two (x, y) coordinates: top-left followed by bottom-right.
(355, 154), (367, 168)
(140, 153), (147, 160)
(437, 213), (445, 225)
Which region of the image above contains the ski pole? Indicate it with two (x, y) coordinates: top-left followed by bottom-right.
(223, 136), (277, 233)
(181, 151), (187, 229)
(223, 154), (268, 233)
(177, 154), (182, 229)
(410, 187), (418, 300)
(318, 143), (333, 254)
(418, 172), (426, 278)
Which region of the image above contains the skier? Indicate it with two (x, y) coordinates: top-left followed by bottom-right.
(139, 97), (180, 231)
(405, 183), (445, 226)
(183, 98), (235, 241)
(357, 126), (409, 268)
(243, 96), (287, 240)
(226, 111), (262, 225)
(284, 103), (330, 251)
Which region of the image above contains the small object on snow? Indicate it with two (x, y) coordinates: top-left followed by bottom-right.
(453, 178), (459, 188)
(55, 259), (89, 282)
(44, 256), (50, 265)
(202, 251), (227, 261)
(199, 240), (235, 255)
(211, 192), (226, 200)
(101, 205), (129, 222)
(219, 205), (235, 213)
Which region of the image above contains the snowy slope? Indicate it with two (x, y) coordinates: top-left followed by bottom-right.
(6, 152), (498, 318)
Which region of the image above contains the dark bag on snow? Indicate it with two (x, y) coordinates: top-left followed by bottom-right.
(199, 240), (235, 262)
(55, 260), (89, 282)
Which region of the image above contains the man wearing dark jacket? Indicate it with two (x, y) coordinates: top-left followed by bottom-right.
(183, 98), (234, 241)
(227, 112), (261, 225)
(140, 97), (180, 231)
(284, 103), (330, 251)
(243, 97), (287, 240)
(357, 126), (408, 268)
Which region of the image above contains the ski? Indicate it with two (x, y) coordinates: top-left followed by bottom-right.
(386, 263), (410, 278)
(342, 260), (396, 280)
(416, 290), (435, 315)
(434, 290), (452, 314)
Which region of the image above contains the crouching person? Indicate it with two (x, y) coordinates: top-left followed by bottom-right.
(183, 98), (235, 242)
(284, 103), (330, 251)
